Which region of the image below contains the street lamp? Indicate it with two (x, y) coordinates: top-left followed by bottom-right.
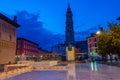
(96, 31), (101, 35)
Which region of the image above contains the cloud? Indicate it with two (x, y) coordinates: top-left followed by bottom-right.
(15, 11), (64, 50)
(7, 10), (98, 50)
(75, 27), (97, 41)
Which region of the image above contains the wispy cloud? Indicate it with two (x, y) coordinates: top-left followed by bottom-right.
(15, 11), (64, 50)
(75, 27), (97, 41)
(5, 10), (98, 50)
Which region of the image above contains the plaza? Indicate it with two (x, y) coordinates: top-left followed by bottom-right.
(2, 62), (120, 80)
(0, 0), (120, 80)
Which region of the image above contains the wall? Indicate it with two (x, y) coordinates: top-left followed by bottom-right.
(0, 18), (16, 64)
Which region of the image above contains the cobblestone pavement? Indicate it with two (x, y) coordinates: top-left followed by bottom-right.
(4, 62), (120, 80)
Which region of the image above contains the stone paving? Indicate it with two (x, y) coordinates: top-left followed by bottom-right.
(4, 62), (120, 80)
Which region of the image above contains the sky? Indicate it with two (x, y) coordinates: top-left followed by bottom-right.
(0, 0), (120, 50)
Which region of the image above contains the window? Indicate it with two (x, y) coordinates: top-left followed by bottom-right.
(8, 25), (10, 33)
(9, 35), (12, 41)
(17, 50), (20, 55)
(4, 24), (7, 32)
(90, 48), (92, 52)
(17, 40), (21, 48)
(96, 48), (98, 52)
(90, 44), (92, 47)
(89, 39), (91, 42)
(95, 38), (97, 42)
(67, 33), (70, 37)
(0, 22), (1, 31)
(67, 24), (70, 27)
(1, 23), (4, 31)
(95, 43), (97, 47)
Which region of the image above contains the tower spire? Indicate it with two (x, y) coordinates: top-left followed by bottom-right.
(65, 1), (74, 46)
(67, 0), (71, 11)
(68, 0), (70, 8)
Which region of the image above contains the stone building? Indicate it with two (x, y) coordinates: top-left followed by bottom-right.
(0, 13), (19, 64)
(16, 38), (39, 61)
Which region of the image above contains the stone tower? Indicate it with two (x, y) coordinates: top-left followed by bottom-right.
(65, 3), (75, 46)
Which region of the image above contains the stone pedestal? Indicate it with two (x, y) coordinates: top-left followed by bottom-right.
(66, 45), (75, 61)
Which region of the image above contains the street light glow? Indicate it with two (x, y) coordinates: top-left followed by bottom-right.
(96, 31), (101, 35)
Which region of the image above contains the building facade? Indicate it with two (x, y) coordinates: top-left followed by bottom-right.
(38, 48), (52, 60)
(0, 13), (19, 64)
(87, 33), (98, 54)
(52, 44), (66, 56)
(16, 38), (39, 61)
(75, 40), (88, 53)
(51, 43), (66, 60)
(65, 3), (75, 46)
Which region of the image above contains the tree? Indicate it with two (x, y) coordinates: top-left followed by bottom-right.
(110, 25), (120, 56)
(97, 30), (112, 56)
(97, 24), (120, 57)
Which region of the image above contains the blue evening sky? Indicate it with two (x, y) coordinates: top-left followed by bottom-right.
(0, 0), (120, 50)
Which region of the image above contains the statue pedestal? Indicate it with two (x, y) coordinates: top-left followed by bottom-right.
(66, 46), (75, 61)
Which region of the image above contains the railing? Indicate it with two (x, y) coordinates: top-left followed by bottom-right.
(34, 66), (71, 71)
(0, 61), (74, 80)
(0, 66), (33, 80)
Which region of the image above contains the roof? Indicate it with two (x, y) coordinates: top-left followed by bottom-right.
(38, 48), (51, 53)
(86, 33), (96, 39)
(17, 38), (39, 46)
(75, 40), (87, 43)
(52, 43), (65, 48)
(0, 13), (20, 28)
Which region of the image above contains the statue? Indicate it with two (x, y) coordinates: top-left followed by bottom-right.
(66, 44), (75, 61)
(68, 44), (72, 51)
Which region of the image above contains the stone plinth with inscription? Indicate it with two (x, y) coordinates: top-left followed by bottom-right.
(66, 45), (75, 61)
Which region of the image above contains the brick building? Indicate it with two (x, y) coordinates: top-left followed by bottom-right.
(0, 13), (19, 64)
(87, 33), (98, 54)
(16, 38), (39, 61)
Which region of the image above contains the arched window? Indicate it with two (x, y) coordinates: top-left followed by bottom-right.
(0, 32), (1, 39)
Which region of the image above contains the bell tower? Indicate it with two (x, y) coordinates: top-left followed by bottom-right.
(65, 3), (75, 46)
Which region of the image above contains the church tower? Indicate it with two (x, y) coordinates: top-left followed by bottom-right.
(65, 3), (75, 46)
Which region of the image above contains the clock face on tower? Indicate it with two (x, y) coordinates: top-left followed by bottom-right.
(67, 32), (70, 37)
